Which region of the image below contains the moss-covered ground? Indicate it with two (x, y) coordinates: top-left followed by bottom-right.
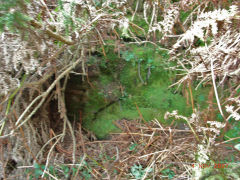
(77, 44), (212, 139)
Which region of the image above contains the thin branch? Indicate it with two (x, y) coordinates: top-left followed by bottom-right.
(207, 45), (225, 118)
(138, 60), (145, 84)
(41, 135), (62, 178)
(131, 0), (139, 21)
(13, 58), (84, 131)
(66, 117), (76, 164)
(30, 20), (75, 45)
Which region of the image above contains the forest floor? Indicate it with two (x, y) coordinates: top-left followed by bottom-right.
(43, 119), (240, 179)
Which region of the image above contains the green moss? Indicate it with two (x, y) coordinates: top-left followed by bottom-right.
(180, 10), (191, 23)
(79, 44), (215, 138)
(84, 88), (107, 118)
(119, 64), (138, 91)
(99, 74), (114, 85)
(118, 108), (139, 119)
(120, 83), (192, 123)
(82, 53), (193, 138)
(83, 76), (194, 139)
(83, 114), (120, 139)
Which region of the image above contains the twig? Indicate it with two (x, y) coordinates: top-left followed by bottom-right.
(78, 123), (86, 154)
(57, 69), (76, 162)
(39, 0), (56, 23)
(142, 123), (169, 131)
(141, 154), (156, 180)
(36, 133), (63, 159)
(138, 149), (169, 159)
(146, 66), (151, 82)
(30, 20), (75, 45)
(41, 135), (62, 178)
(66, 116), (76, 164)
(124, 120), (137, 143)
(84, 140), (128, 144)
(110, 132), (152, 137)
(188, 79), (195, 111)
(215, 136), (240, 146)
(73, 154), (87, 180)
(13, 57), (84, 131)
(61, 75), (69, 141)
(131, 0), (139, 21)
(208, 46), (224, 118)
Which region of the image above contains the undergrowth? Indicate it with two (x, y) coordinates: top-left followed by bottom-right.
(0, 0), (239, 179)
(82, 45), (212, 138)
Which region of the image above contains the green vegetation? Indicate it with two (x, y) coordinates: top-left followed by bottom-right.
(1, 0), (239, 179)
(130, 164), (152, 179)
(224, 119), (240, 144)
(27, 162), (93, 180)
(80, 45), (211, 138)
(0, 0), (30, 32)
(161, 168), (175, 179)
